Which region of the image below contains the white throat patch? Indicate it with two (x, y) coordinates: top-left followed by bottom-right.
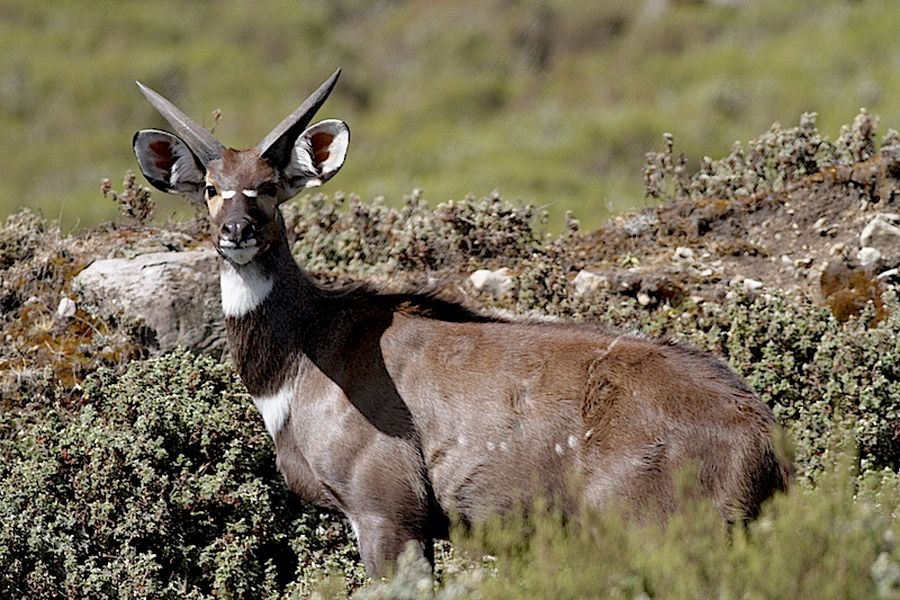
(253, 383), (293, 439)
(220, 261), (274, 318)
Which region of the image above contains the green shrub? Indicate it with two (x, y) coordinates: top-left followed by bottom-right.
(457, 455), (900, 600)
(283, 190), (544, 276)
(0, 350), (363, 599)
(347, 453), (900, 599)
(643, 109), (893, 204)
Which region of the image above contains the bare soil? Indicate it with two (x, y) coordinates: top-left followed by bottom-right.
(570, 154), (900, 317)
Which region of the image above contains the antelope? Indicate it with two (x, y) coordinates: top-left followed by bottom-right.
(133, 70), (791, 577)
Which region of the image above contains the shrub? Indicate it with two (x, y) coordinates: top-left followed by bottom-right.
(643, 110), (888, 203)
(0, 208), (145, 407)
(101, 171), (156, 225)
(458, 454), (900, 600)
(283, 190), (544, 276)
(0, 350), (363, 599)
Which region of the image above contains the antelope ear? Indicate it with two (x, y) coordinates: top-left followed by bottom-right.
(133, 129), (206, 202)
(280, 119), (349, 199)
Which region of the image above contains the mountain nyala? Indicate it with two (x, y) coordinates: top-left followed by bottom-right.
(132, 69), (791, 577)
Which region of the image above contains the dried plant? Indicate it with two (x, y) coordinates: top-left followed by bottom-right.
(101, 170), (155, 224)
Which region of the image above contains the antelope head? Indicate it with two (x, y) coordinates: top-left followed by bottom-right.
(133, 70), (349, 265)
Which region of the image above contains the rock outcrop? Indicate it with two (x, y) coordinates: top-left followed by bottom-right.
(73, 250), (225, 356)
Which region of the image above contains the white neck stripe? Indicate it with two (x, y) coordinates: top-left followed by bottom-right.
(221, 190), (237, 199)
(242, 189), (258, 197)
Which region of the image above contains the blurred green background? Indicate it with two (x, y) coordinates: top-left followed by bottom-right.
(2, 0), (900, 232)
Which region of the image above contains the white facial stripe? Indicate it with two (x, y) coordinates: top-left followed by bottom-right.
(242, 189), (258, 197)
(220, 261), (274, 318)
(221, 190), (237, 199)
(252, 383), (293, 439)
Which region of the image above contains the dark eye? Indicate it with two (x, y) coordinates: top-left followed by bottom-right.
(205, 185), (217, 198)
(258, 182), (277, 197)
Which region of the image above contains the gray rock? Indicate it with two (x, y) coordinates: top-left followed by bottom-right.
(572, 269), (607, 296)
(858, 247), (882, 268)
(860, 214), (900, 248)
(56, 295), (76, 320)
(73, 250), (226, 356)
(673, 247), (694, 260)
(742, 278), (763, 292)
(469, 268), (513, 297)
(858, 214), (900, 267)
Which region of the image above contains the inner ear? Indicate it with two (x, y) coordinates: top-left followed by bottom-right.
(280, 120), (350, 197)
(310, 130), (335, 165)
(133, 129), (206, 201)
(148, 140), (176, 172)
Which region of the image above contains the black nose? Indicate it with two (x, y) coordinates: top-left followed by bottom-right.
(220, 219), (256, 243)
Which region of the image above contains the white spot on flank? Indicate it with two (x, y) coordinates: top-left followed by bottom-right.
(221, 190), (237, 199)
(220, 261), (273, 318)
(252, 383), (293, 439)
(555, 443), (564, 456)
(499, 441), (508, 452)
(486, 441), (496, 452)
(584, 428), (594, 440)
(458, 436), (467, 447)
(242, 189), (258, 197)
(568, 435), (578, 449)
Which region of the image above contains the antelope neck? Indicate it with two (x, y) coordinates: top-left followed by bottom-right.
(219, 237), (308, 318)
(220, 238), (320, 398)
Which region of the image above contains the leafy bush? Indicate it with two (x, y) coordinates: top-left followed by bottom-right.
(460, 455), (900, 600)
(0, 350), (363, 599)
(0, 209), (145, 405)
(283, 190), (544, 276)
(350, 454), (900, 599)
(643, 110), (891, 203)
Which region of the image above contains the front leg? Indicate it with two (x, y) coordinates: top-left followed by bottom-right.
(351, 514), (431, 579)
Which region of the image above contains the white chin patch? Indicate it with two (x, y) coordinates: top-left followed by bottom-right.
(219, 245), (259, 265)
(220, 261), (274, 318)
